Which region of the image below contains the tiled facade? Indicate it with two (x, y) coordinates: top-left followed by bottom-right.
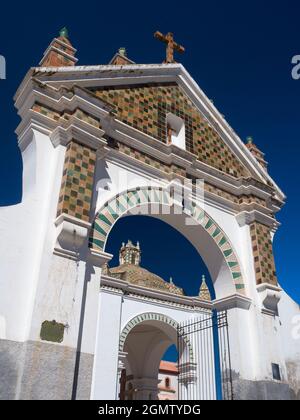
(56, 141), (96, 222)
(33, 87), (275, 289)
(92, 82), (250, 178)
(250, 222), (278, 286)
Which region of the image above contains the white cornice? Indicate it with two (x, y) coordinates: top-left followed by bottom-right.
(213, 294), (252, 311)
(15, 83), (113, 122)
(49, 117), (106, 149)
(100, 275), (212, 310)
(236, 210), (280, 230)
(16, 109), (107, 151)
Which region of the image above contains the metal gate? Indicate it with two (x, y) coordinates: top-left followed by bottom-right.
(177, 310), (233, 400)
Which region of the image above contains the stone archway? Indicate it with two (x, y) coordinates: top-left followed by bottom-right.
(89, 186), (245, 298)
(118, 312), (192, 400)
(119, 312), (193, 361)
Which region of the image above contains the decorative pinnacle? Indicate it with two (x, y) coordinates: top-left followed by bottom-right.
(199, 274), (211, 301)
(59, 27), (69, 39)
(118, 47), (127, 57)
(246, 136), (253, 144)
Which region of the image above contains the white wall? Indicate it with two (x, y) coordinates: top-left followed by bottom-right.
(0, 130), (66, 342)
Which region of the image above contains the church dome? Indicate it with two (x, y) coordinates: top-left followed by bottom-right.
(105, 240), (184, 295)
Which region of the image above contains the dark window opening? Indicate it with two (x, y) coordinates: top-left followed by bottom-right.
(272, 363), (281, 381)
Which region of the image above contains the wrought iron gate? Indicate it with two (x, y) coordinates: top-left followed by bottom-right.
(177, 310), (233, 400)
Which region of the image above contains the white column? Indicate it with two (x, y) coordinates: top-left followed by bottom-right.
(116, 351), (128, 400)
(214, 294), (253, 399)
(178, 363), (197, 400)
(90, 288), (123, 400)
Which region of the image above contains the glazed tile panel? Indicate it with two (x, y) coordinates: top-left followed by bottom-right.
(57, 141), (96, 222)
(250, 222), (278, 286)
(92, 83), (250, 178)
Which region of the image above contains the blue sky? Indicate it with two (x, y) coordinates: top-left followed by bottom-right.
(0, 0), (299, 304)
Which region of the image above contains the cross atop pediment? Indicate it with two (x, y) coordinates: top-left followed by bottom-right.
(154, 31), (185, 63)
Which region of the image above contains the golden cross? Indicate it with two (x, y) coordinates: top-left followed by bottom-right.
(154, 31), (185, 63)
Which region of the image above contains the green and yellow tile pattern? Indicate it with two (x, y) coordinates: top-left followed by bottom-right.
(92, 82), (250, 178)
(57, 141), (96, 222)
(250, 222), (278, 286)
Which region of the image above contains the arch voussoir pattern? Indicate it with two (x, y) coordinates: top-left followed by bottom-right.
(89, 186), (245, 294)
(119, 312), (194, 363)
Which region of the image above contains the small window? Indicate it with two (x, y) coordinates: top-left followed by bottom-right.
(272, 363), (281, 381)
(166, 113), (185, 150)
(165, 377), (170, 388)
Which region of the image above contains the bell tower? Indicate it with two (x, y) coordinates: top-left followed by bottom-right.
(119, 240), (141, 266)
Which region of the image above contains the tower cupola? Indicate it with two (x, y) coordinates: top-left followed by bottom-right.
(119, 240), (141, 266)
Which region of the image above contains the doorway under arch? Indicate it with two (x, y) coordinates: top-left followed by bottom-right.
(119, 313), (192, 401)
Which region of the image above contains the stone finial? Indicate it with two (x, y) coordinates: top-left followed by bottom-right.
(109, 48), (135, 65)
(245, 136), (268, 170)
(118, 47), (127, 57)
(59, 27), (69, 39)
(39, 28), (78, 67)
(198, 274), (211, 301)
(102, 262), (109, 275)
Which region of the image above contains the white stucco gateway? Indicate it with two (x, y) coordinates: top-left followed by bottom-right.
(0, 29), (299, 400)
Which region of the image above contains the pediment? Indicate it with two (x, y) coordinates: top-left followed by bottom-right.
(17, 64), (285, 199)
(88, 81), (250, 179)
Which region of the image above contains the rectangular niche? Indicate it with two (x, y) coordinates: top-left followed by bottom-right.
(166, 113), (186, 150)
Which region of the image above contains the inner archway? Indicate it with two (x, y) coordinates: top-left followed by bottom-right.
(119, 314), (188, 401)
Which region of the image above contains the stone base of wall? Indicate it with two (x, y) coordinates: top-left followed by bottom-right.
(1, 338), (298, 400)
(286, 359), (300, 400)
(232, 378), (296, 400)
(0, 339), (93, 400)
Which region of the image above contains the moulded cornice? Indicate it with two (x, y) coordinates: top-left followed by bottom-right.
(100, 274), (213, 310)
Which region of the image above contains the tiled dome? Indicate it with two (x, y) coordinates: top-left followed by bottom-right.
(105, 240), (184, 295)
(109, 264), (184, 295)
